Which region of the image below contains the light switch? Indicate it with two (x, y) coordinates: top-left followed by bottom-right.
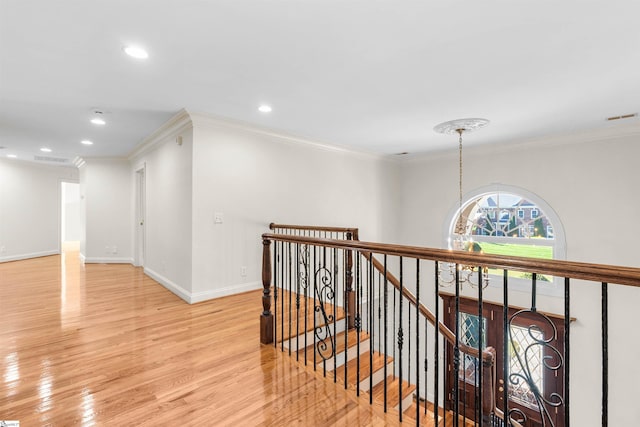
(214, 212), (224, 224)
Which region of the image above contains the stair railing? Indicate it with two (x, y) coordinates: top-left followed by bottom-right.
(261, 225), (640, 427)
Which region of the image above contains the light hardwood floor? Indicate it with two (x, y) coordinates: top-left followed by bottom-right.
(0, 245), (402, 426)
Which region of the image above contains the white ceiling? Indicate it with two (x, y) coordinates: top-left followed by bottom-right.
(1, 0), (639, 164)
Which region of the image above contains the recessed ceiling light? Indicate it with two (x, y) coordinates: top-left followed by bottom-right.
(90, 118), (106, 125)
(40, 147), (52, 153)
(124, 45), (149, 59)
(81, 140), (94, 146)
(258, 105), (272, 113)
(7, 154), (17, 158)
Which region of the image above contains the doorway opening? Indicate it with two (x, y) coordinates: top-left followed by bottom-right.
(60, 181), (80, 254)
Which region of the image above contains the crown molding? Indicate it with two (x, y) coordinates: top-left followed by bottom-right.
(72, 156), (86, 168)
(401, 120), (640, 163)
(188, 111), (386, 161)
(127, 109), (193, 161)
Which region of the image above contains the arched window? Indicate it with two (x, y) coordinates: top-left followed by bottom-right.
(446, 184), (565, 295)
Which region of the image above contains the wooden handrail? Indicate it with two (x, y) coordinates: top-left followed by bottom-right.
(262, 233), (640, 287)
(270, 223), (359, 238)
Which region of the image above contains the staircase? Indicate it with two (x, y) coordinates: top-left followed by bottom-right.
(258, 223), (640, 426)
(275, 292), (441, 425)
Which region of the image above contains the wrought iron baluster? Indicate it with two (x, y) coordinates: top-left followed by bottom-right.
(295, 244), (301, 361)
(398, 256), (404, 420)
(564, 277), (570, 427)
(454, 265), (460, 427)
(477, 266), (483, 426)
(502, 270), (509, 427)
(434, 261), (440, 426)
(288, 242), (292, 356)
(281, 241), (285, 352)
(602, 281), (608, 427)
(355, 250), (361, 395)
(369, 252), (374, 404)
(416, 259), (421, 423)
(334, 248), (338, 383)
(274, 240), (279, 348)
(383, 254), (388, 412)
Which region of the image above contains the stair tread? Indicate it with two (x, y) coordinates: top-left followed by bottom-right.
(370, 375), (416, 409)
(297, 329), (369, 364)
(403, 399), (444, 427)
(334, 350), (392, 386)
(274, 290), (347, 342)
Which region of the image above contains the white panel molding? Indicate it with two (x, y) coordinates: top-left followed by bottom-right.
(190, 281), (262, 304)
(84, 257), (134, 264)
(128, 109), (193, 161)
(144, 268), (191, 303)
(0, 250), (58, 263)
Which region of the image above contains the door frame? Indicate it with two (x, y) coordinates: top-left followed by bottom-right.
(134, 165), (146, 267)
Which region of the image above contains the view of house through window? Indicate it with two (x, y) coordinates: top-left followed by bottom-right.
(451, 191), (556, 281)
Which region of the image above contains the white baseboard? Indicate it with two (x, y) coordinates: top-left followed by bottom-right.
(0, 250), (58, 263)
(190, 281), (262, 304)
(144, 268), (191, 303)
(84, 257), (134, 264)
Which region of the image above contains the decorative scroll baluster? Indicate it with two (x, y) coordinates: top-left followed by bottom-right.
(260, 239), (273, 345)
(307, 245), (336, 377)
(507, 273), (564, 426)
(346, 231), (355, 329)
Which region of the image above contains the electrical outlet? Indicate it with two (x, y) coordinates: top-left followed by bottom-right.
(112, 246), (118, 254)
(105, 246), (110, 253)
(214, 212), (224, 224)
(0, 246), (5, 254)
(241, 266), (247, 277)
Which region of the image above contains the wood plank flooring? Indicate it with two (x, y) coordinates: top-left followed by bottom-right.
(0, 245), (400, 426)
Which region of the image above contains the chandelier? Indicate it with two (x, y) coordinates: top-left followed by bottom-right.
(434, 118), (490, 289)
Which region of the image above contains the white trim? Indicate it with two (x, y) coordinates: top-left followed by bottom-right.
(190, 281), (262, 304)
(84, 257), (134, 264)
(0, 250), (58, 263)
(403, 119), (640, 162)
(144, 268), (191, 303)
(79, 253), (86, 264)
(127, 109), (193, 161)
(189, 111), (385, 160)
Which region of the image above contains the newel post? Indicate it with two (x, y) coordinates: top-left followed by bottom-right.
(260, 238), (274, 344)
(481, 347), (497, 421)
(345, 231), (355, 329)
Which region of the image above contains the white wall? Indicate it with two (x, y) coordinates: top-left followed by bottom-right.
(130, 123), (193, 301)
(80, 158), (132, 263)
(0, 159), (78, 261)
(395, 124), (640, 426)
(189, 114), (395, 302)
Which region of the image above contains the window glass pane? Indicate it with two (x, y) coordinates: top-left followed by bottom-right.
(508, 324), (544, 408)
(458, 312), (487, 383)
